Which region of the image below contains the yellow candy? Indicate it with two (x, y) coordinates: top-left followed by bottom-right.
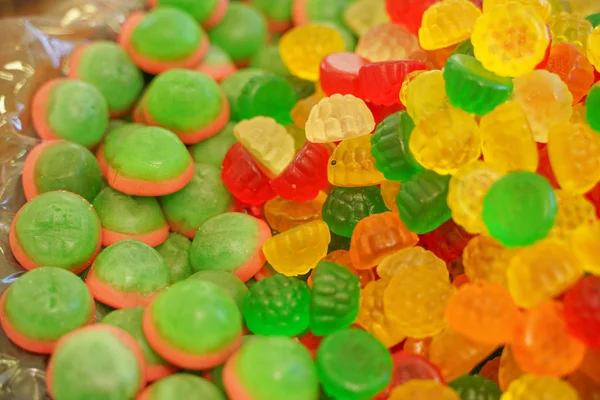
(405, 70), (449, 124)
(263, 193), (326, 233)
(380, 180), (401, 213)
(483, 0), (552, 19)
(233, 116), (295, 177)
(463, 235), (517, 287)
(342, 0), (389, 37)
(409, 107), (481, 175)
(480, 101), (539, 172)
(327, 134), (385, 187)
(472, 2), (550, 77)
(389, 380), (460, 400)
(418, 0), (482, 50)
(501, 374), (580, 400)
(588, 25), (600, 70)
(305, 94), (375, 143)
(376, 246), (448, 280)
(279, 24), (345, 81)
(548, 11), (593, 51)
(355, 23), (423, 62)
(447, 161), (505, 234)
(548, 190), (596, 240)
(548, 0), (600, 17)
(571, 221), (600, 275)
(512, 70), (573, 143)
(262, 220), (331, 276)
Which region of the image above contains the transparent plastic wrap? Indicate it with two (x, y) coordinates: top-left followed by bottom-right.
(0, 1), (143, 398)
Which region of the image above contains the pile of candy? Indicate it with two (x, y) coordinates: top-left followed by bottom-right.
(2, 0), (600, 398)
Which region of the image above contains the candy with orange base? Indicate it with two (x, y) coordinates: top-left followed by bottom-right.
(148, 0), (229, 29)
(137, 373), (225, 400)
(308, 250), (375, 289)
(196, 45), (237, 83)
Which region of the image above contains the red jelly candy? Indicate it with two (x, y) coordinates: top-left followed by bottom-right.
(420, 219), (473, 262)
(564, 275), (600, 350)
(535, 26), (553, 70)
(222, 143), (275, 205)
(585, 182), (600, 218)
(536, 145), (560, 189)
(358, 60), (427, 106)
(374, 352), (443, 400)
(320, 52), (369, 97)
(385, 0), (441, 33)
(367, 102), (405, 125)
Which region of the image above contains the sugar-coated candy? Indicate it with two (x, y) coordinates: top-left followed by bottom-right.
(418, 0), (482, 50)
(358, 60), (427, 106)
(563, 276), (600, 350)
(355, 23), (423, 63)
(463, 235), (516, 287)
(328, 134), (385, 186)
(319, 52), (369, 97)
(405, 70), (449, 124)
(376, 246), (447, 280)
(389, 379), (460, 400)
(500, 374), (580, 400)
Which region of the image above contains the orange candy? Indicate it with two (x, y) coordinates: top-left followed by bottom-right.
(349, 212), (419, 270)
(580, 348), (600, 385)
(545, 42), (595, 104)
(307, 250), (375, 288)
(479, 357), (501, 386)
(403, 337), (432, 358)
(498, 346), (524, 391)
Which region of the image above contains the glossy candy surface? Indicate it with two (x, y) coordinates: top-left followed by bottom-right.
(418, 0), (482, 50)
(328, 134), (385, 186)
(358, 60), (427, 106)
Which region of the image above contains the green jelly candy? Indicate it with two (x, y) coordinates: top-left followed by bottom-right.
(190, 270), (249, 311)
(46, 79), (108, 147)
(208, 3), (268, 63)
(287, 75), (316, 100)
(328, 232), (351, 252)
(93, 186), (166, 236)
(317, 328), (392, 400)
(50, 327), (142, 400)
(252, 0), (293, 23)
(449, 374), (502, 400)
(159, 163), (232, 236)
(444, 54), (514, 116)
(201, 44), (234, 67)
(304, 0), (352, 26)
(586, 12), (600, 27)
(233, 336), (318, 400)
(189, 123), (236, 168)
(102, 307), (170, 370)
(250, 45), (291, 77)
(92, 240), (170, 295)
(370, 111), (423, 181)
(75, 41), (144, 113)
(396, 169), (452, 234)
(131, 7), (203, 61)
(155, 233), (193, 283)
(154, 0), (219, 24)
(14, 191), (101, 270)
(150, 279), (241, 354)
(33, 141), (102, 202)
(322, 186), (388, 238)
(147, 373), (225, 400)
(318, 21), (357, 51)
(221, 68), (267, 120)
(451, 39), (475, 57)
(310, 261), (360, 336)
(237, 73), (297, 125)
(243, 274), (310, 336)
(3, 267), (93, 341)
(483, 171), (557, 247)
(586, 82), (600, 133)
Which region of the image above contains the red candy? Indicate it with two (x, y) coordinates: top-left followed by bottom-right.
(374, 351), (443, 399)
(367, 102), (406, 124)
(536, 144), (560, 189)
(385, 0), (441, 33)
(420, 219), (473, 262)
(564, 275), (600, 350)
(222, 143), (275, 205)
(358, 60), (427, 106)
(585, 182), (600, 218)
(319, 52), (369, 97)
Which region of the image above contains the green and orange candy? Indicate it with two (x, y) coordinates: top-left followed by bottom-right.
(197, 44), (237, 82)
(155, 233), (194, 283)
(137, 373), (225, 400)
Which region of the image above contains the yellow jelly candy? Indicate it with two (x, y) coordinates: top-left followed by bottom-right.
(327, 134), (385, 187)
(380, 180), (401, 213)
(548, 190), (596, 240)
(463, 235), (517, 287)
(500, 374), (580, 400)
(571, 221), (600, 275)
(409, 107), (481, 175)
(480, 101), (539, 172)
(342, 0), (389, 37)
(472, 2), (550, 77)
(279, 24), (345, 82)
(390, 380), (460, 400)
(233, 116), (295, 177)
(588, 25), (600, 70)
(355, 23), (423, 62)
(419, 0), (482, 50)
(405, 70), (449, 124)
(305, 94), (375, 143)
(376, 246), (448, 280)
(399, 70), (427, 108)
(483, 0), (552, 20)
(262, 220), (331, 276)
(263, 193), (326, 233)
(548, 11), (593, 51)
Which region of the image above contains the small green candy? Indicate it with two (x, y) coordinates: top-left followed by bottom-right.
(483, 171), (557, 247)
(451, 39), (475, 57)
(237, 73), (297, 125)
(148, 373), (225, 400)
(310, 261), (360, 336)
(252, 0), (293, 23)
(154, 0), (219, 24)
(155, 233), (193, 283)
(243, 275), (310, 336)
(586, 12), (600, 27)
(189, 270), (249, 311)
(586, 82), (600, 133)
(287, 75), (316, 100)
(317, 328), (392, 400)
(189, 122), (237, 168)
(221, 68), (267, 120)
(250, 45), (291, 76)
(448, 374), (502, 400)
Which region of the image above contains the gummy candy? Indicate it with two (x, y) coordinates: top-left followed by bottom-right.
(376, 246), (447, 280)
(463, 235), (516, 287)
(389, 379), (460, 400)
(501, 374), (580, 400)
(405, 70), (449, 124)
(545, 42), (595, 104)
(418, 0), (482, 50)
(263, 194), (325, 233)
(355, 23), (423, 63)
(548, 12), (593, 51)
(563, 276), (600, 350)
(328, 134), (385, 186)
(358, 60), (427, 106)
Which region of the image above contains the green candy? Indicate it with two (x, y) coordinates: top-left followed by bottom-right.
(586, 82), (600, 133)
(370, 111), (422, 181)
(304, 0), (353, 26)
(328, 232), (351, 252)
(451, 39), (475, 57)
(33, 141), (102, 202)
(145, 69), (223, 133)
(310, 261), (360, 336)
(148, 373), (225, 400)
(92, 240), (170, 295)
(154, 0), (219, 24)
(250, 45), (291, 77)
(252, 0), (293, 22)
(102, 307), (170, 370)
(201, 45), (234, 67)
(159, 163), (232, 235)
(189, 122), (237, 168)
(3, 267), (92, 341)
(586, 12), (600, 27)
(14, 191), (101, 270)
(46, 79), (108, 147)
(444, 54), (514, 116)
(482, 171), (557, 247)
(190, 270), (249, 311)
(208, 3), (267, 63)
(396, 169), (452, 234)
(237, 73), (297, 125)
(317, 328), (392, 400)
(287, 75), (316, 100)
(233, 336), (318, 400)
(449, 374), (502, 400)
(221, 68), (267, 120)
(131, 7), (203, 61)
(243, 274), (310, 336)
(155, 233), (193, 283)
(150, 279), (241, 354)
(76, 41), (144, 113)
(322, 186), (388, 238)
(93, 186), (166, 235)
(50, 327), (142, 400)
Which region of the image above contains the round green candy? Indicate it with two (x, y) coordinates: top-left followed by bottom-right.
(154, 0), (219, 24)
(145, 69), (223, 133)
(586, 82), (600, 133)
(147, 373), (225, 400)
(189, 122), (236, 168)
(130, 7), (203, 61)
(482, 171), (557, 247)
(208, 3), (267, 63)
(92, 240), (170, 295)
(155, 233), (193, 283)
(316, 328), (392, 400)
(202, 44), (234, 67)
(232, 336), (318, 400)
(49, 327), (142, 400)
(159, 163), (232, 235)
(250, 45), (291, 77)
(150, 279), (241, 354)
(93, 186), (166, 236)
(75, 41), (144, 113)
(33, 141), (102, 202)
(221, 68), (267, 120)
(102, 307), (170, 370)
(252, 0), (293, 22)
(237, 73), (297, 125)
(46, 79), (108, 147)
(317, 21), (357, 51)
(304, 0), (352, 26)
(13, 191), (101, 270)
(3, 267), (92, 341)
(448, 374), (502, 400)
(189, 270), (249, 311)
